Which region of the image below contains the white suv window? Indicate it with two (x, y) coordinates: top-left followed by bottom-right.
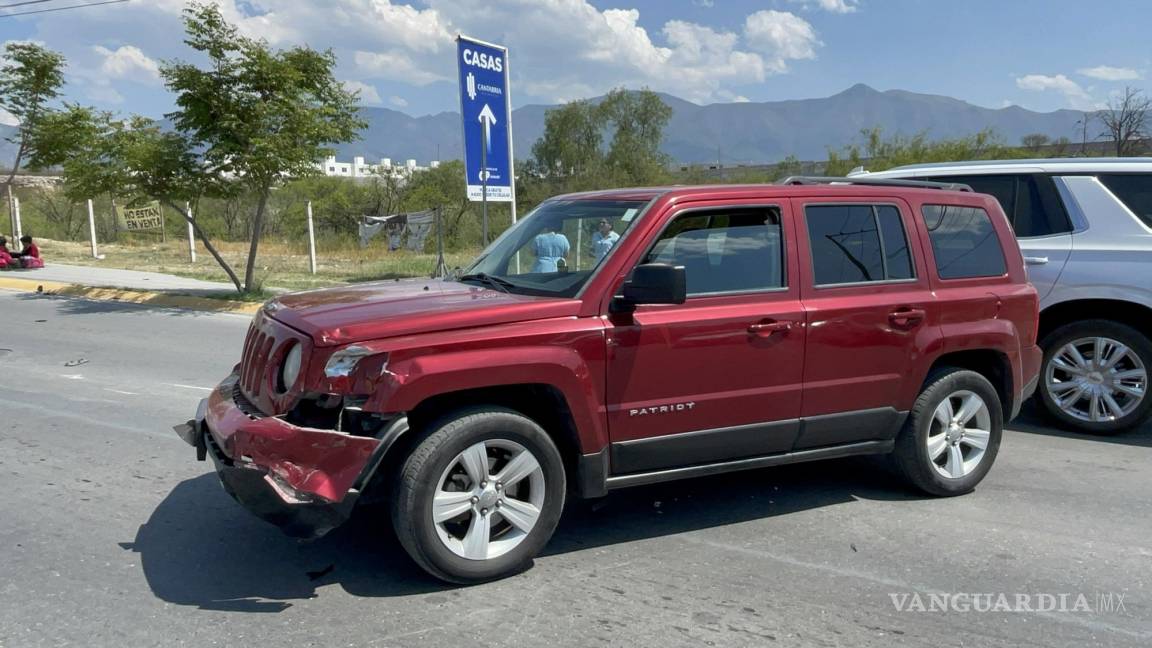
(1097, 174), (1152, 228)
(922, 174), (1072, 238)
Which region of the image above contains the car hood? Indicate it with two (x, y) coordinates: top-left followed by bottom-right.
(267, 278), (581, 346)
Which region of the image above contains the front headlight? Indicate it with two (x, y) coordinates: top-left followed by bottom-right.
(324, 345), (376, 379)
(280, 343), (303, 391)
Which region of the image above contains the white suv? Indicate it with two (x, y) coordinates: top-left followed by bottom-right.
(853, 158), (1152, 434)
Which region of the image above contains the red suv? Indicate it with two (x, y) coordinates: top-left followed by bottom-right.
(176, 178), (1042, 583)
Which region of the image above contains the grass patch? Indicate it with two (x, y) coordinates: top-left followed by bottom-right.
(37, 237), (480, 292)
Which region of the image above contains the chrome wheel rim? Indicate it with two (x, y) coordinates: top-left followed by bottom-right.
(1045, 337), (1147, 423)
(432, 439), (545, 561)
(927, 390), (992, 479)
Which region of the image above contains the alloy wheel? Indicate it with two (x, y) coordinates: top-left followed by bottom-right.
(1045, 337), (1147, 423)
(432, 439), (546, 561)
(927, 389), (992, 479)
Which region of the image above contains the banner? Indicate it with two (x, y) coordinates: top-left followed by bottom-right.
(116, 201), (164, 231)
(359, 209), (437, 251)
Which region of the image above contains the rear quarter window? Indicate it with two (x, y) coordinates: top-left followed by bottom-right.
(921, 204), (1007, 279)
(1097, 174), (1152, 228)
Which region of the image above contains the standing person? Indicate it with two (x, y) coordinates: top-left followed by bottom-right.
(531, 226), (570, 273)
(12, 235), (43, 268)
(589, 219), (619, 262)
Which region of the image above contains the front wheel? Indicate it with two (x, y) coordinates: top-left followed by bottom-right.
(892, 368), (1003, 496)
(1036, 320), (1152, 435)
(392, 407), (566, 584)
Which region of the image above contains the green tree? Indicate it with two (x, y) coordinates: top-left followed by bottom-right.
(161, 2), (365, 292)
(600, 88), (673, 185)
(530, 99), (603, 182)
(39, 111), (247, 290)
(0, 42), (66, 222)
(528, 88), (672, 196)
(825, 127), (1028, 175)
(1020, 133), (1051, 152)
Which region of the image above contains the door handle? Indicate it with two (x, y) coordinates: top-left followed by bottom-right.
(748, 320), (792, 336)
(1023, 256), (1049, 265)
(888, 308), (926, 329)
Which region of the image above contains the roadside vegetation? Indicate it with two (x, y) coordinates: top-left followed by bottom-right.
(3, 1), (1148, 295)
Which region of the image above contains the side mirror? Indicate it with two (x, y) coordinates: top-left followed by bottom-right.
(619, 263), (686, 307)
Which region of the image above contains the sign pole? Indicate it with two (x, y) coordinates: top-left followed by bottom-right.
(504, 45), (518, 225)
(306, 200), (317, 274)
(12, 196), (21, 241)
(433, 206), (447, 278)
(481, 127), (489, 246)
(87, 199), (99, 258)
(185, 202), (196, 263)
(6, 185), (14, 240)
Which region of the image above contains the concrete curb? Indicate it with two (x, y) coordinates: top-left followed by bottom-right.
(0, 275), (261, 315)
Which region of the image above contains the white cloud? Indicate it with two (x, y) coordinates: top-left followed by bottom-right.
(1015, 73), (1101, 109)
(790, 0), (860, 13)
(744, 10), (820, 70)
(389, 95), (409, 108)
(16, 1), (826, 109)
(94, 45), (160, 83)
(0, 107), (18, 126)
(1078, 65), (1142, 81)
(692, 0), (715, 6)
(343, 80), (382, 105)
(354, 50), (451, 86)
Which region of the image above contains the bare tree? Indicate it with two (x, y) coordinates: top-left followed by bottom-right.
(1098, 87), (1150, 157)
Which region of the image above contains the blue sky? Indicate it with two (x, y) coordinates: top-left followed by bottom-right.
(1, 0), (1149, 125)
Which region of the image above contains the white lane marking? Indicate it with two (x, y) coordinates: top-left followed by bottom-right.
(165, 383), (213, 392)
(60, 374), (85, 380)
(103, 388), (138, 396)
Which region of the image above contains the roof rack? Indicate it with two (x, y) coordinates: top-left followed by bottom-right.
(778, 176), (973, 192)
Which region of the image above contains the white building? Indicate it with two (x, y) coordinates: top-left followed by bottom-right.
(319, 155), (441, 179)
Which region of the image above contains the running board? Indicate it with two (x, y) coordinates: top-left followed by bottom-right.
(603, 440), (894, 490)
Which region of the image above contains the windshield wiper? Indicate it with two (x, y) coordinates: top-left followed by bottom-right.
(456, 272), (516, 293)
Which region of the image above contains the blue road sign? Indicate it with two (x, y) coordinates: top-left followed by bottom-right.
(457, 36), (514, 202)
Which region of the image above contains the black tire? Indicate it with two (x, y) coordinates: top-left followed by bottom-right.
(892, 367), (1004, 496)
(391, 407), (566, 584)
(1036, 319), (1152, 435)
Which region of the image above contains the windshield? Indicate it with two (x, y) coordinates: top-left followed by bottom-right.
(460, 198), (649, 297)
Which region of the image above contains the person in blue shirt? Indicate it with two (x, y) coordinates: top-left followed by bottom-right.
(589, 219), (619, 262)
(531, 227), (570, 273)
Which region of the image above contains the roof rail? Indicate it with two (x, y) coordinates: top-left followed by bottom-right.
(778, 176), (973, 192)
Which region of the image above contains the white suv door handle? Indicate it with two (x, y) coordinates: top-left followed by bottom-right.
(1024, 256), (1049, 265)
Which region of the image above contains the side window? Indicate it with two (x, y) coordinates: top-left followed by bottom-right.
(1014, 175), (1072, 237)
(645, 208), (784, 296)
(806, 204), (914, 285)
(1097, 174), (1152, 228)
(921, 204), (1007, 279)
(923, 174), (1071, 237)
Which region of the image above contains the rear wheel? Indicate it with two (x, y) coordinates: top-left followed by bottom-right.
(392, 407), (566, 584)
(893, 368), (1003, 496)
(1037, 320), (1151, 435)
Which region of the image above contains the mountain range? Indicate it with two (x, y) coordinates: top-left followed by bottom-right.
(340, 83), (1089, 165)
(2, 84), (1090, 169)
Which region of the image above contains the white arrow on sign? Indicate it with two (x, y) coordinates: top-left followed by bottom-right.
(478, 103), (497, 151)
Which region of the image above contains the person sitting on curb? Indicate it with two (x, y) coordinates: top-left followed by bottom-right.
(11, 235), (43, 269)
(0, 236), (12, 269)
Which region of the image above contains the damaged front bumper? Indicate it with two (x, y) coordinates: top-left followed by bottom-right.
(174, 374), (402, 539)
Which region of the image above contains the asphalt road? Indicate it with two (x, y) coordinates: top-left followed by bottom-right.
(1, 290), (1149, 648)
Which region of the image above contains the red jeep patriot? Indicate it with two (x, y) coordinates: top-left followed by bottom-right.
(176, 178), (1042, 583)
